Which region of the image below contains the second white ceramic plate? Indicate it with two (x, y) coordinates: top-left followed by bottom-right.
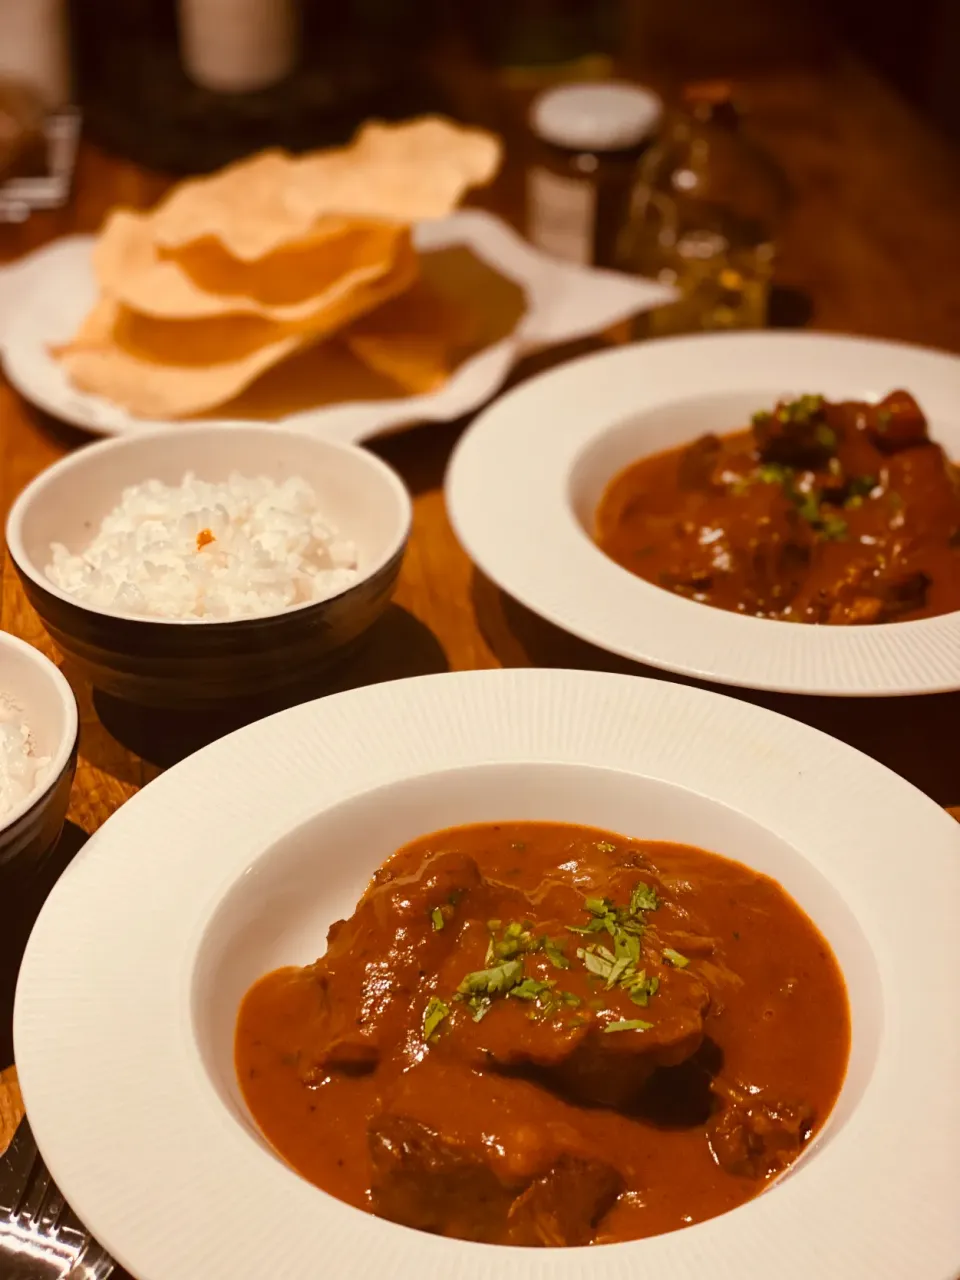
(446, 331), (960, 695)
(13, 668), (960, 1280)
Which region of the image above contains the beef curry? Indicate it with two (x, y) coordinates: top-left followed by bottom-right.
(236, 822), (850, 1246)
(595, 390), (960, 623)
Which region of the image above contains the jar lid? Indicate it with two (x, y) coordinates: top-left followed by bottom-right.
(530, 82), (663, 153)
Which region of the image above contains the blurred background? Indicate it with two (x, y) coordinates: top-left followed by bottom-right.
(0, 0), (957, 341)
(3, 0), (954, 172)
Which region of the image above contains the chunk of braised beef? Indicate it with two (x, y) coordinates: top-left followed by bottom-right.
(708, 1090), (814, 1179)
(369, 1114), (517, 1242)
(867, 389), (929, 453)
(368, 1066), (625, 1246)
(752, 395), (838, 469)
(678, 434), (723, 490)
(826, 570), (930, 625)
(878, 570), (931, 618)
(507, 1156), (624, 1247)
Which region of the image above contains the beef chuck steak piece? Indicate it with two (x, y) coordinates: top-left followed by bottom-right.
(297, 850), (528, 1083)
(707, 1085), (814, 1180)
(507, 1155), (624, 1247)
(368, 1062), (624, 1245)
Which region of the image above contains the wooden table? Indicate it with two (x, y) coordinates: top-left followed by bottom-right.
(2, 50), (960, 1238)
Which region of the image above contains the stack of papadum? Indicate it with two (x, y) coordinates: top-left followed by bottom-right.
(54, 118), (504, 420)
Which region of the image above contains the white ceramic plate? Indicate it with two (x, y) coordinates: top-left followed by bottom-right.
(13, 668), (960, 1280)
(446, 331), (960, 696)
(0, 210), (672, 443)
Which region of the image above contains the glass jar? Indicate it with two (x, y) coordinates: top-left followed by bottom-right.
(526, 81), (662, 268)
(617, 82), (790, 336)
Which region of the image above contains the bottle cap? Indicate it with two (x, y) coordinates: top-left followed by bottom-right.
(530, 82), (662, 153)
(682, 81), (740, 126)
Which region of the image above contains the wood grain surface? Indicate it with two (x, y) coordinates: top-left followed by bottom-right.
(1, 53), (959, 1172)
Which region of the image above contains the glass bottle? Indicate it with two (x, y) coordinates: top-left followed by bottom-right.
(617, 81), (790, 336)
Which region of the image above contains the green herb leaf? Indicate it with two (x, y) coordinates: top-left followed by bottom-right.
(595, 841), (616, 853)
(663, 948), (690, 969)
(544, 938), (571, 970)
(605, 955), (633, 990)
(603, 1018), (653, 1034)
(584, 897), (612, 917)
(509, 977), (556, 1002)
(423, 997), (450, 1040)
(757, 462), (793, 486)
(566, 920), (605, 935)
(431, 906), (445, 932)
(849, 474), (877, 498)
(614, 931), (641, 964)
(814, 423), (837, 450)
(457, 957), (525, 998)
(625, 971), (660, 1006)
(629, 882), (659, 914)
(578, 947), (614, 980)
(819, 514), (848, 541)
(561, 991), (582, 1007)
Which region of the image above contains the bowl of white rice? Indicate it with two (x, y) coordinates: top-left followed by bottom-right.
(6, 424), (412, 710)
(0, 631), (78, 875)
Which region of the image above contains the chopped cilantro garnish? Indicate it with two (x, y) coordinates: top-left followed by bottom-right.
(457, 956), (524, 998)
(509, 977), (556, 1001)
(614, 931), (641, 965)
(604, 1018), (653, 1034)
(629, 882), (659, 914)
(813, 423), (837, 450)
(819, 514), (848, 540)
(624, 970), (659, 1006)
(849, 474), (877, 497)
(595, 841), (616, 853)
(544, 938), (571, 970)
(485, 920), (541, 965)
(605, 955), (633, 990)
(757, 462), (793, 486)
(663, 948), (690, 969)
(423, 996), (449, 1040)
(431, 906), (445, 931)
(561, 991), (582, 1008)
(578, 947), (614, 980)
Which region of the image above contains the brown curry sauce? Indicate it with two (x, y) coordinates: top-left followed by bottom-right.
(236, 822), (850, 1246)
(595, 390), (960, 623)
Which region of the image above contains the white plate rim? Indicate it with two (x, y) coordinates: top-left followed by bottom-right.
(13, 667), (960, 1280)
(444, 330), (960, 696)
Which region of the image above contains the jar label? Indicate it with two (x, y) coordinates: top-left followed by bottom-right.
(527, 166), (595, 265)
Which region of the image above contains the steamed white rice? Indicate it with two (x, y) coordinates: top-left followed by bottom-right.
(0, 695), (50, 821)
(46, 472), (359, 621)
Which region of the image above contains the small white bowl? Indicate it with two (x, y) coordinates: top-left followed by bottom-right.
(0, 631), (78, 875)
(6, 423), (412, 710)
